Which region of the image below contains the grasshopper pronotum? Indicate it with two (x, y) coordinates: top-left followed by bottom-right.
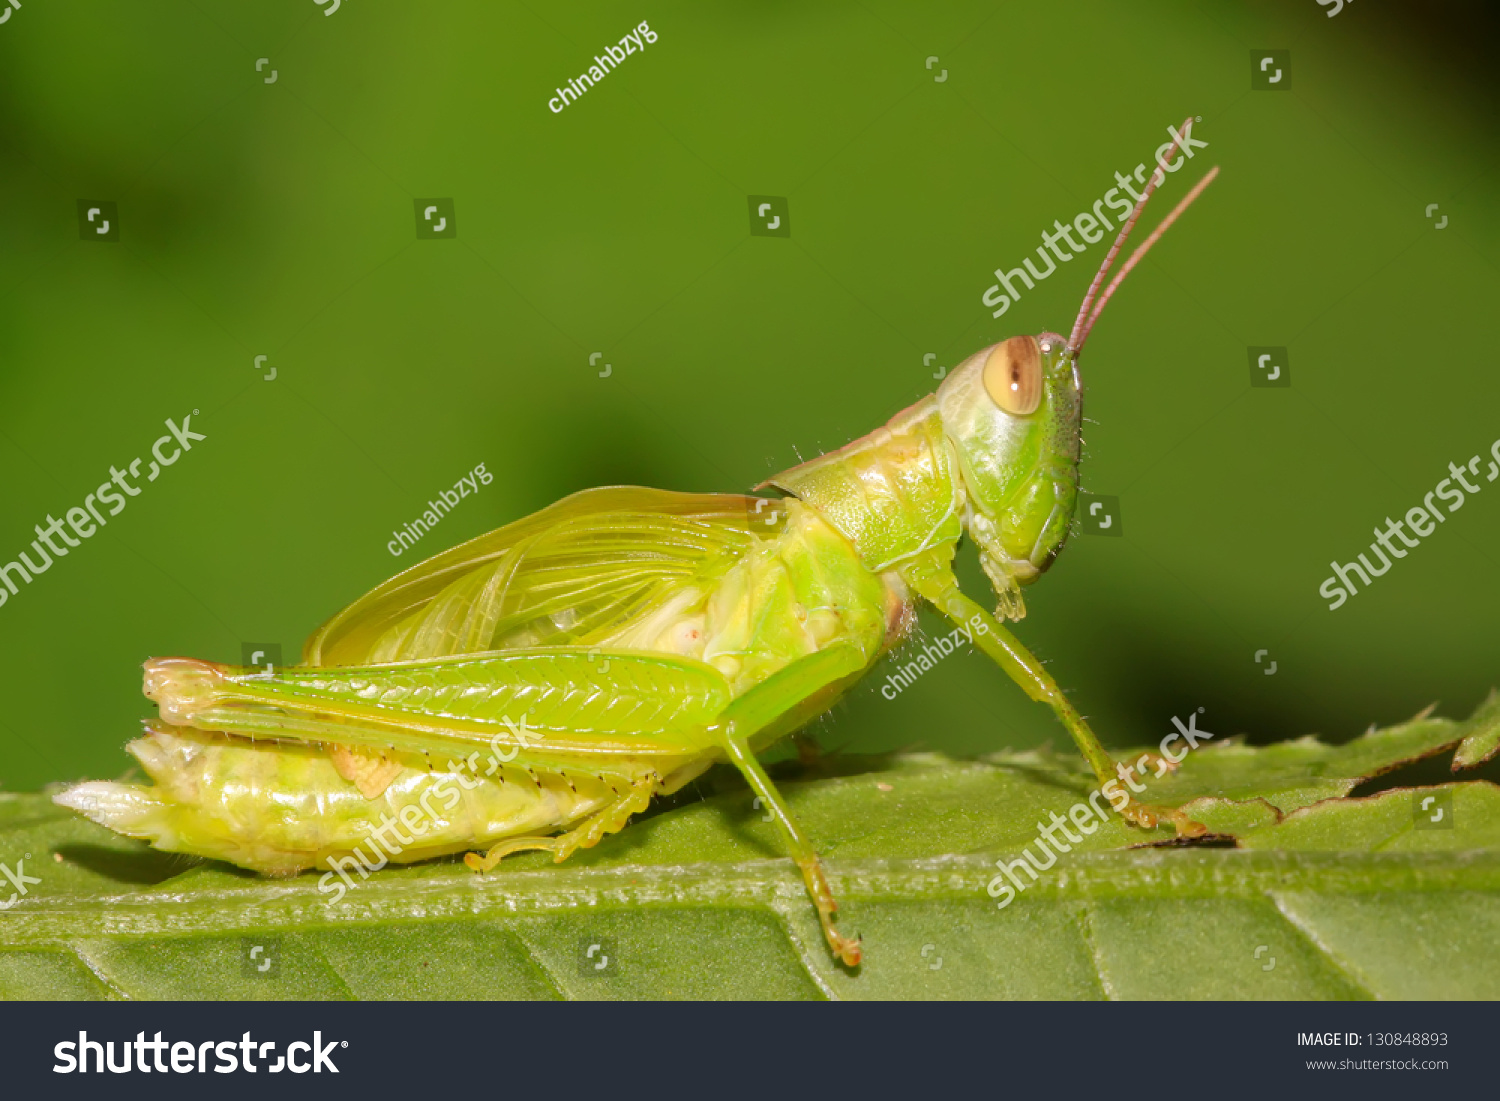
(58, 124), (1217, 967)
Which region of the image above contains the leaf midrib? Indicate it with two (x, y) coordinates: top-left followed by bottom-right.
(4, 849), (1498, 946)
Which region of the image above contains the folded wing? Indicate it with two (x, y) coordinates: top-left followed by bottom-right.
(304, 487), (786, 666)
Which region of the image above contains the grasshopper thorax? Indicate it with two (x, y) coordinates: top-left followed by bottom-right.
(765, 332), (1081, 623)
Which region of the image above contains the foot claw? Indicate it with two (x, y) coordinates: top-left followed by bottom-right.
(1170, 810), (1209, 839)
(1120, 798), (1206, 838)
(830, 931), (861, 967)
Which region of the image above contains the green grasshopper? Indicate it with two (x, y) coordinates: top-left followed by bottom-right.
(57, 129), (1217, 968)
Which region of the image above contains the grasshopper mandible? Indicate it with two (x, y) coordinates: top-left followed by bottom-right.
(58, 123), (1217, 967)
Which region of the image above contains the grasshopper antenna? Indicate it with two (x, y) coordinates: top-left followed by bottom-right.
(1068, 116), (1218, 357)
(1076, 166), (1218, 354)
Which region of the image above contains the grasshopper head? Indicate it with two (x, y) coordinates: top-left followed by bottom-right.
(937, 333), (1080, 615)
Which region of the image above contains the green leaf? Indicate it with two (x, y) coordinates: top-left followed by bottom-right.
(1454, 689), (1500, 769)
(3, 698), (1498, 1000)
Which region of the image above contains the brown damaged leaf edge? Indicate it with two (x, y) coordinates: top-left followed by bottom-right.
(1124, 695), (1499, 850)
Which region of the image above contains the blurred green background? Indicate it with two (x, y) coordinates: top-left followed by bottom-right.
(1, 0), (1497, 791)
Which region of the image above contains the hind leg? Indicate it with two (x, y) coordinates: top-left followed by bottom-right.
(464, 771), (661, 872)
(463, 835), (560, 872)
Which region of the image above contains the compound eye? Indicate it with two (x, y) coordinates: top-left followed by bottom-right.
(982, 335), (1043, 416)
